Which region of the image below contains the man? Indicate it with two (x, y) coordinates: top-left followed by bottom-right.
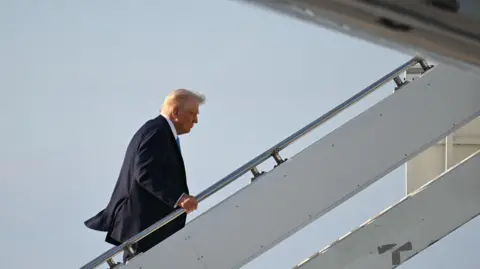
(84, 89), (205, 262)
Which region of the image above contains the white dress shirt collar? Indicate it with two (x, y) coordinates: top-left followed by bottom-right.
(164, 116), (178, 139)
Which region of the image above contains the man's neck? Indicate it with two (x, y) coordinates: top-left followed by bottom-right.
(160, 113), (179, 138)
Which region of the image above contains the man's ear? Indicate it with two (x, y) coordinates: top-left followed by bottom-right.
(172, 107), (179, 120)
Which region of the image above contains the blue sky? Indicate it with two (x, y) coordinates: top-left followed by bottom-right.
(1, 1), (479, 268)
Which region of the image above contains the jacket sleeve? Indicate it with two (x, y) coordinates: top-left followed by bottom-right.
(134, 127), (183, 208)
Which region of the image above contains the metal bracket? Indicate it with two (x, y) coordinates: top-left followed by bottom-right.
(106, 258), (120, 268)
(393, 75), (408, 91)
(397, 59), (434, 91)
(124, 245), (135, 256)
(419, 59), (433, 72)
(250, 167), (265, 182)
(272, 152), (287, 167)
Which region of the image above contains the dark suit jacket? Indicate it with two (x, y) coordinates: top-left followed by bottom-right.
(84, 115), (189, 250)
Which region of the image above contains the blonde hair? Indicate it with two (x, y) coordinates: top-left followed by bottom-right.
(160, 89), (206, 114)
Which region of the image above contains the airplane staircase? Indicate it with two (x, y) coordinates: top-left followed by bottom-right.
(80, 56), (480, 269)
(290, 61), (480, 269)
(292, 148), (480, 269)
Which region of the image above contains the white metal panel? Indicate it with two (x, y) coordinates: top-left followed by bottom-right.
(293, 149), (480, 269)
(122, 64), (480, 269)
(405, 145), (445, 193)
(406, 117), (480, 193)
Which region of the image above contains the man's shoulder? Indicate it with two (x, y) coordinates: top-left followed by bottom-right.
(133, 115), (169, 140)
(142, 115), (166, 129)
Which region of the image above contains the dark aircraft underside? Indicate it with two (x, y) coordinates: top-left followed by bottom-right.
(236, 0), (480, 74)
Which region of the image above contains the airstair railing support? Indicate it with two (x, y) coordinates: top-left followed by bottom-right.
(80, 56), (425, 269)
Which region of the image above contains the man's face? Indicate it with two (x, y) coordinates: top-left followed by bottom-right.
(173, 99), (199, 135)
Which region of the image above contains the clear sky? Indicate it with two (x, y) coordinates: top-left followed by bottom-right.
(1, 1), (479, 268)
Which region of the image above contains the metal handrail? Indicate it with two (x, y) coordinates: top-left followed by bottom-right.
(80, 56), (423, 269)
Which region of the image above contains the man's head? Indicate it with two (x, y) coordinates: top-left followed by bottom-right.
(160, 89), (205, 135)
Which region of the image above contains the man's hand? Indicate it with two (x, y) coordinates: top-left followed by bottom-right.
(178, 194), (198, 213)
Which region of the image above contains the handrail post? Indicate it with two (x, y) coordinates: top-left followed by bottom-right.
(419, 59), (432, 71)
(393, 76), (403, 87)
(123, 245), (135, 257)
(106, 258), (118, 268)
(272, 152), (286, 166)
(250, 167), (265, 182)
(251, 167), (262, 177)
